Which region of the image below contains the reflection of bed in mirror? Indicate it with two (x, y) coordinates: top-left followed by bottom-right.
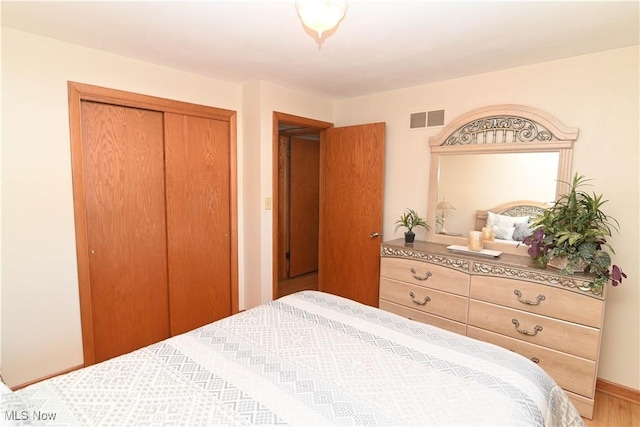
(437, 152), (558, 236)
(476, 200), (551, 244)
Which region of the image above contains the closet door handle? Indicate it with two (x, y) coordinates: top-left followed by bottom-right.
(370, 232), (380, 239)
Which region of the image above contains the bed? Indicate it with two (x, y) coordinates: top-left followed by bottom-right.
(4, 291), (583, 426)
(476, 200), (550, 243)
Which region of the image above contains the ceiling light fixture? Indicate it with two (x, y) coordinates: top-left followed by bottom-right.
(295, 0), (348, 42)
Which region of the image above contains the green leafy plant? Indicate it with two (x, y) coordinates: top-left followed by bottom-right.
(395, 209), (430, 242)
(523, 173), (626, 293)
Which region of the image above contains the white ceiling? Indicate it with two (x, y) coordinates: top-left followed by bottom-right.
(2, 1), (638, 100)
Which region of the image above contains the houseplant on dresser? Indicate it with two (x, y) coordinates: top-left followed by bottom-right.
(395, 208), (430, 243)
(523, 173), (626, 293)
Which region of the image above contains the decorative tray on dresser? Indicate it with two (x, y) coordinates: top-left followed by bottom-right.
(379, 238), (605, 420)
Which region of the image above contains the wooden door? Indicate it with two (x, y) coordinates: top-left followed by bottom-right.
(71, 82), (238, 366)
(318, 123), (385, 307)
(289, 137), (320, 277)
(164, 113), (232, 335)
(81, 101), (170, 363)
(277, 135), (289, 280)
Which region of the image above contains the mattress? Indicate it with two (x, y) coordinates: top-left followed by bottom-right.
(6, 291), (584, 426)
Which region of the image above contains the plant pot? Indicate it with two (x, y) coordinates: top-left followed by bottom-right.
(404, 231), (415, 243)
(547, 255), (587, 272)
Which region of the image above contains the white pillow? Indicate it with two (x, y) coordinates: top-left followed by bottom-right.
(493, 225), (515, 240)
(487, 211), (529, 228)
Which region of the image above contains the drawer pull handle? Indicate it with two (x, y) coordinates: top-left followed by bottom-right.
(409, 291), (431, 306)
(513, 290), (546, 306)
(410, 268), (432, 281)
(511, 319), (543, 336)
(531, 357), (540, 364)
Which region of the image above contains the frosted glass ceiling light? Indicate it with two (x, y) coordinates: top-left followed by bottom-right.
(296, 0), (348, 41)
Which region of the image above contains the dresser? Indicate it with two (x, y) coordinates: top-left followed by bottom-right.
(379, 239), (605, 419)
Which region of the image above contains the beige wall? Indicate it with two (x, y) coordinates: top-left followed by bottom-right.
(1, 28), (243, 387)
(2, 26), (638, 392)
(334, 46), (640, 390)
(241, 81), (333, 308)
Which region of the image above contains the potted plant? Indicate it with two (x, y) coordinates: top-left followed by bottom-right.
(395, 208), (430, 243)
(523, 173), (626, 293)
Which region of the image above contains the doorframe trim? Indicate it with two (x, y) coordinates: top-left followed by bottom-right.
(68, 82), (239, 366)
(272, 112), (333, 300)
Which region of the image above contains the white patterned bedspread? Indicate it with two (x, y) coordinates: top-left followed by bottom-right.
(7, 291), (584, 426)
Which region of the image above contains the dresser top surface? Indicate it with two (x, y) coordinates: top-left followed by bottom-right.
(381, 239), (604, 299)
(382, 238), (531, 267)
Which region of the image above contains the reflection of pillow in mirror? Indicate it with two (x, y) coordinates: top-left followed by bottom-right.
(493, 225), (515, 240)
(513, 222), (534, 242)
(487, 211), (529, 228)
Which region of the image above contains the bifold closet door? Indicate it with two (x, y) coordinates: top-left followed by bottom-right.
(164, 113), (232, 335)
(81, 101), (170, 363)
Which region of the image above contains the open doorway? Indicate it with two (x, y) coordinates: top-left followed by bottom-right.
(277, 129), (319, 297)
(272, 112), (333, 299)
(272, 113), (386, 306)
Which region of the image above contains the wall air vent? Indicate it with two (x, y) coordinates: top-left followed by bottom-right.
(409, 112), (426, 129)
(410, 110), (445, 129)
(427, 110), (445, 127)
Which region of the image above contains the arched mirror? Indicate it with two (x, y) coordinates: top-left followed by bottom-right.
(426, 104), (578, 255)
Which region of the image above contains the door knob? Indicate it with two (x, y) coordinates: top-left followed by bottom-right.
(370, 232), (381, 239)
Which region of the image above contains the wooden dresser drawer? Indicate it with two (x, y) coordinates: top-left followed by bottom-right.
(468, 326), (596, 398)
(380, 257), (469, 296)
(380, 278), (468, 323)
(468, 300), (599, 360)
(379, 300), (467, 335)
(470, 275), (603, 328)
(565, 391), (594, 420)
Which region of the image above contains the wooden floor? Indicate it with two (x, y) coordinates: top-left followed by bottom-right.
(583, 391), (639, 426)
(277, 271), (318, 298)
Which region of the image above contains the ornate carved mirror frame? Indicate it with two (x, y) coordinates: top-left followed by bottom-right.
(426, 104), (579, 255)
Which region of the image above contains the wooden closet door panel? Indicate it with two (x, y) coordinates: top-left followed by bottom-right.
(164, 113), (232, 335)
(289, 137), (319, 277)
(81, 101), (169, 363)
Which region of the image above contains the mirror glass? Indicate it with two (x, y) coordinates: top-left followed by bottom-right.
(436, 152), (559, 235)
(434, 152), (559, 236)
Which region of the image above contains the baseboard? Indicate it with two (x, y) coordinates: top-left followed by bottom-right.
(11, 364), (85, 391)
(596, 378), (640, 404)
